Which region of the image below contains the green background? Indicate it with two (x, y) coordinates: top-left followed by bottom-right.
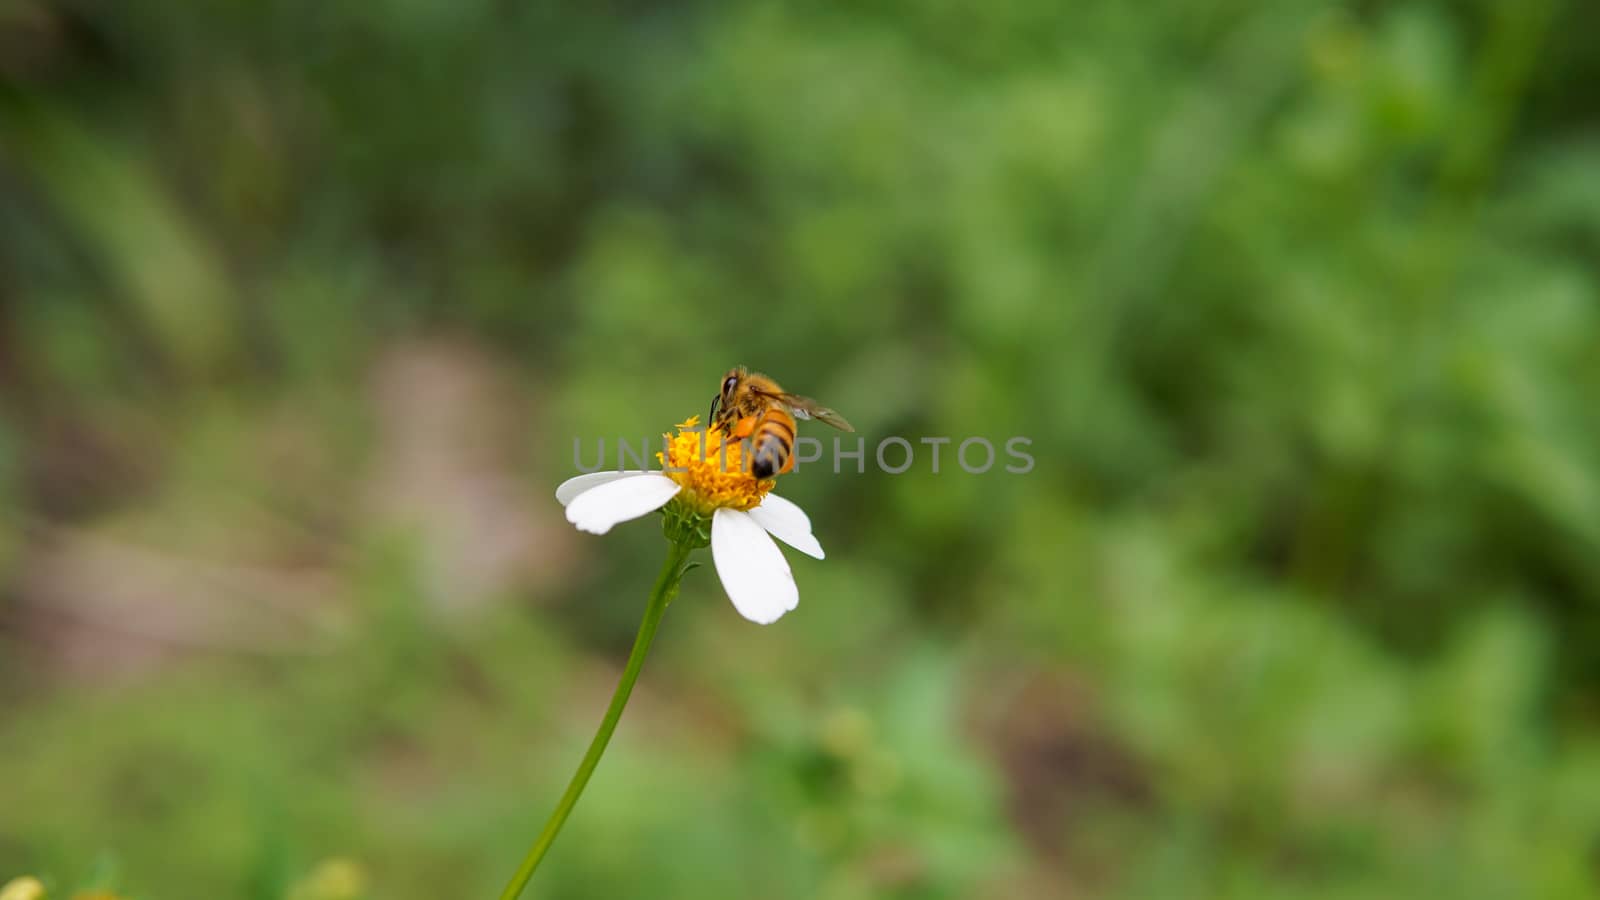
(3, 0), (1599, 897)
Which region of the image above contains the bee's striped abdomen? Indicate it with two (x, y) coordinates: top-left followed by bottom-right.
(750, 412), (795, 479)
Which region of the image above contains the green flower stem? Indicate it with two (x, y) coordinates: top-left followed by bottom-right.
(499, 540), (694, 900)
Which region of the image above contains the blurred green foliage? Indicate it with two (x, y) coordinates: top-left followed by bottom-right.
(3, 0), (1600, 897)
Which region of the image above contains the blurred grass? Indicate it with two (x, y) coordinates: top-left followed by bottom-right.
(3, 0), (1600, 897)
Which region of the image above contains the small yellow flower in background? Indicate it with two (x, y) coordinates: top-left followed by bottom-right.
(286, 858), (368, 900)
(0, 877), (46, 900)
(557, 416), (827, 624)
(0, 878), (132, 900)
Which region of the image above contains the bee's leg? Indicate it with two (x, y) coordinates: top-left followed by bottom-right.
(732, 416), (758, 439)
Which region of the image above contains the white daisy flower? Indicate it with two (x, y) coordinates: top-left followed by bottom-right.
(555, 417), (825, 624)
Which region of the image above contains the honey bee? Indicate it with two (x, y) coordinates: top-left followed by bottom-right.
(708, 366), (854, 479)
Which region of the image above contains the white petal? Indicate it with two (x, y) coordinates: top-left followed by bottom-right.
(712, 508), (799, 624)
(747, 493), (824, 560)
(556, 470), (651, 506)
(565, 474), (681, 534)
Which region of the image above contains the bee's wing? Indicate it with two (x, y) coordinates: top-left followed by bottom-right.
(773, 392), (855, 432)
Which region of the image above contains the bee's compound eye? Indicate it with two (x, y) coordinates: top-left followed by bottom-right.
(723, 376), (738, 395)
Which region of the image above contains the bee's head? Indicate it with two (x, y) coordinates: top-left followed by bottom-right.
(709, 366), (745, 423)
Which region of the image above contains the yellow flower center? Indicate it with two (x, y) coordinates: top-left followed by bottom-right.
(657, 416), (774, 513)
